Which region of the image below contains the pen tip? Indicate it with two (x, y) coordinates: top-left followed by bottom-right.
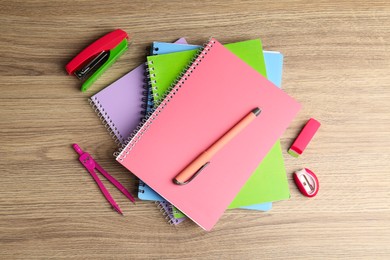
(252, 107), (261, 117)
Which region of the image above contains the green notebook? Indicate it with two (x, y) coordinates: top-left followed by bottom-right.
(147, 39), (290, 211)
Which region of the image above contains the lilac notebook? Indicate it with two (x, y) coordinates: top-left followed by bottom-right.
(89, 38), (188, 145)
(156, 201), (186, 225)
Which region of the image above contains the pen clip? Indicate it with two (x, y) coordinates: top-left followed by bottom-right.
(173, 162), (210, 185)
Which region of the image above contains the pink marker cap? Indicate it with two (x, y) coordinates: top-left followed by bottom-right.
(288, 118), (320, 157)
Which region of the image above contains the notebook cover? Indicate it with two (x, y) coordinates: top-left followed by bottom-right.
(233, 51), (283, 209)
(138, 42), (199, 201)
(89, 38), (187, 145)
(140, 43), (284, 213)
(149, 40), (265, 105)
(117, 38), (300, 230)
(140, 41), (272, 212)
(172, 51), (284, 217)
(229, 52), (287, 208)
(172, 205), (186, 219)
(146, 40), (290, 209)
(150, 42), (199, 55)
(140, 41), (201, 221)
(138, 179), (163, 201)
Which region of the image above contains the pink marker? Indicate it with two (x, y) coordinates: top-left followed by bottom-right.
(72, 144), (135, 215)
(288, 118), (320, 157)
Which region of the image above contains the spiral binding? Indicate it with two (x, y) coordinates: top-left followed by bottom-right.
(138, 179), (146, 194)
(89, 97), (124, 146)
(139, 44), (158, 121)
(155, 201), (181, 225)
(148, 43), (166, 105)
(115, 38), (217, 161)
(152, 46), (159, 55)
(141, 62), (155, 120)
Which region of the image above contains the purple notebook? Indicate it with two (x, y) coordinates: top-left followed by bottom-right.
(89, 38), (188, 145)
(156, 201), (186, 225)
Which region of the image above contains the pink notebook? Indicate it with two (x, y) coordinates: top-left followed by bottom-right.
(117, 38), (301, 231)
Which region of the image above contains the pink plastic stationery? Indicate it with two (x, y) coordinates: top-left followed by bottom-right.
(73, 144), (135, 215)
(288, 118), (321, 157)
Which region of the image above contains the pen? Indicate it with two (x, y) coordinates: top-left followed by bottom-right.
(173, 107), (261, 185)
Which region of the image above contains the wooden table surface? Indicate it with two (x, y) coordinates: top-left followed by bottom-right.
(1, 0), (389, 259)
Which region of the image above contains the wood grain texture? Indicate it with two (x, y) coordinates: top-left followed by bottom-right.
(1, 0), (389, 259)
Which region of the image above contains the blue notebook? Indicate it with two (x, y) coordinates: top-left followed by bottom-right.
(138, 42), (284, 212)
(150, 42), (199, 55)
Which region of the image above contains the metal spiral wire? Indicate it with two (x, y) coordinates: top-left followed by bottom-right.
(89, 97), (123, 146)
(115, 38), (216, 162)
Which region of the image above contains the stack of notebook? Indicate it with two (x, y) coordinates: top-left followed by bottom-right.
(90, 38), (300, 231)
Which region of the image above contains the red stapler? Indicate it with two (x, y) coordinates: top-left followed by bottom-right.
(66, 29), (129, 92)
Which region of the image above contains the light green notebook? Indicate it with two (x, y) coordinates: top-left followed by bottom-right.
(147, 39), (290, 212)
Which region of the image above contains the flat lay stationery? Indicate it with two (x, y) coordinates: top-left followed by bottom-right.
(139, 41), (286, 214)
(144, 40), (291, 212)
(116, 38), (301, 230)
(65, 30), (320, 231)
(139, 44), (285, 219)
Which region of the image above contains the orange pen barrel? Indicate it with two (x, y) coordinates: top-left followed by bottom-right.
(173, 107), (261, 185)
